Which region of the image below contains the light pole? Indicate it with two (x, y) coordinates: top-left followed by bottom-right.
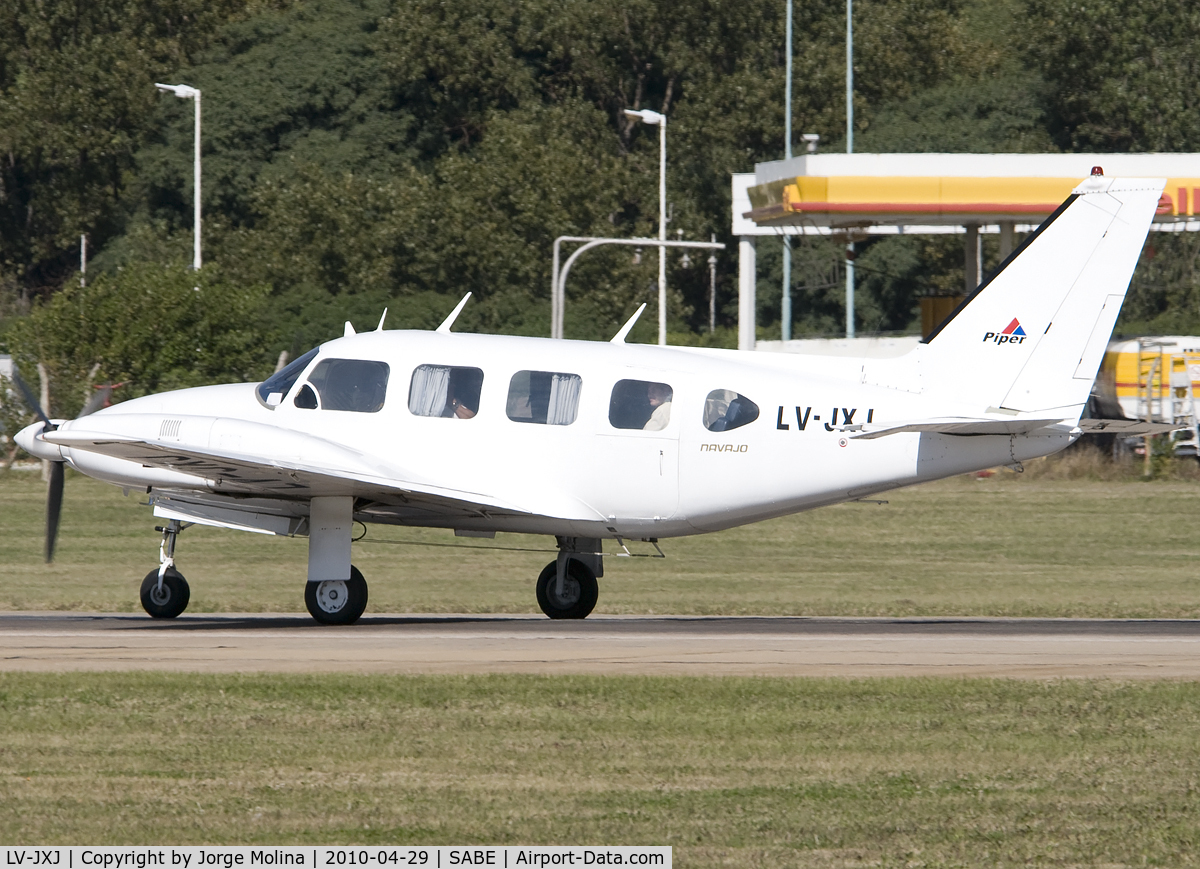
(844, 0), (855, 338)
(782, 0), (793, 342)
(155, 83), (202, 272)
(623, 108), (668, 345)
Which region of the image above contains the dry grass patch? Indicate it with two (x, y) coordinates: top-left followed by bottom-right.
(3, 462), (1200, 617)
(3, 673), (1200, 866)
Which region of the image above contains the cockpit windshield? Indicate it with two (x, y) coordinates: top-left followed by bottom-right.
(257, 348), (319, 407)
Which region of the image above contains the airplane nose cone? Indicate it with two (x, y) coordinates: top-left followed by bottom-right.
(14, 421), (64, 461)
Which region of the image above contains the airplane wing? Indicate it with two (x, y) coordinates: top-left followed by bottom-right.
(43, 427), (535, 519)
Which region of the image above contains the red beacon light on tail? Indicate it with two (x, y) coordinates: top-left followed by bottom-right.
(1091, 166), (1104, 176)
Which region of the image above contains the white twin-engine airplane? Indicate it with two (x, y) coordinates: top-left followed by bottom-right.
(16, 176), (1173, 624)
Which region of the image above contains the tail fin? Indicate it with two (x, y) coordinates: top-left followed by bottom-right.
(921, 176), (1163, 415)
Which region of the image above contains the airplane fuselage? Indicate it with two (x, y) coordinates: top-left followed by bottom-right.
(55, 329), (1074, 540)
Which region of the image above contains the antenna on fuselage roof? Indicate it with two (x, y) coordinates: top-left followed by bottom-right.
(376, 308), (388, 331)
(436, 292), (472, 334)
(344, 321), (356, 338)
(610, 303), (647, 344)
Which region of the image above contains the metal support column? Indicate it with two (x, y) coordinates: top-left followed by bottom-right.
(845, 243), (855, 338)
(998, 221), (1015, 261)
(965, 223), (981, 292)
(738, 236), (756, 350)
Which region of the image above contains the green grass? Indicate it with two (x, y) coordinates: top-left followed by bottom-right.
(2, 465), (1199, 617)
(3, 672), (1200, 864)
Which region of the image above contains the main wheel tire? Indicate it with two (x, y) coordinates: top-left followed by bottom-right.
(305, 565), (368, 625)
(536, 558), (598, 620)
(139, 568), (191, 619)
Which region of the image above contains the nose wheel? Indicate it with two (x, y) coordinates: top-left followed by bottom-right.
(305, 566), (368, 625)
(140, 567), (191, 618)
(140, 519), (191, 618)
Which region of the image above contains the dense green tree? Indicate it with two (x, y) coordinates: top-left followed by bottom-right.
(0, 0), (250, 299)
(1020, 0), (1200, 334)
(135, 0), (420, 234)
(166, 0), (967, 347)
(13, 0), (1200, 374)
(5, 262), (274, 417)
(1119, 235), (1200, 336)
(1024, 0), (1200, 152)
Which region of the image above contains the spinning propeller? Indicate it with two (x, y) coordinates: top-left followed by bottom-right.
(10, 368), (114, 563)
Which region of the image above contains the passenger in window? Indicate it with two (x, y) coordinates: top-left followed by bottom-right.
(444, 368), (482, 419)
(448, 393), (476, 419)
(643, 382), (673, 431)
(609, 379), (673, 430)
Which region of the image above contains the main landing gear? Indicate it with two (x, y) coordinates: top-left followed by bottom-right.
(140, 519), (191, 619)
(535, 537), (602, 620)
(305, 565), (369, 625)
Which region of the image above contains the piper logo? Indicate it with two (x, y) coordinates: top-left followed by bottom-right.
(983, 318), (1027, 344)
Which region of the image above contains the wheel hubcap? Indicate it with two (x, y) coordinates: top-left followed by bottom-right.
(552, 578), (581, 608)
(315, 580), (349, 614)
(150, 583), (171, 606)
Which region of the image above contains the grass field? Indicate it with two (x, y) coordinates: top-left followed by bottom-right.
(1, 462), (1199, 617)
(3, 672), (1200, 865)
(4, 463), (1200, 863)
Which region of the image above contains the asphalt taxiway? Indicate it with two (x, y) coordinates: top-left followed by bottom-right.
(3, 611), (1200, 677)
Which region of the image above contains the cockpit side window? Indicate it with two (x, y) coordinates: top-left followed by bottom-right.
(409, 365), (484, 419)
(704, 389), (759, 431)
(609, 379), (673, 431)
(293, 384), (319, 409)
(305, 359), (390, 413)
(507, 371), (582, 425)
(257, 347), (319, 408)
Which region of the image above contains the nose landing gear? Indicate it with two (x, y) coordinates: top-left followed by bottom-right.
(139, 519), (191, 618)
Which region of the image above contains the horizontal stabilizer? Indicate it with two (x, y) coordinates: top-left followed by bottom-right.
(852, 417), (1068, 440)
(1076, 419), (1184, 435)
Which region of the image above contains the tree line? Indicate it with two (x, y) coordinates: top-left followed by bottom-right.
(2, 0), (1199, 420)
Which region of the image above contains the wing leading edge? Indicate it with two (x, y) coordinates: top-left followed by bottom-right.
(43, 427), (536, 518)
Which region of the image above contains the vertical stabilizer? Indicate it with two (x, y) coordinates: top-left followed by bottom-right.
(920, 176), (1163, 415)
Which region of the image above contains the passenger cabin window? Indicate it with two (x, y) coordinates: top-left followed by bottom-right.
(609, 379), (673, 431)
(703, 389), (760, 431)
(257, 347), (318, 407)
(298, 358), (390, 412)
(507, 371), (582, 425)
(409, 365), (484, 419)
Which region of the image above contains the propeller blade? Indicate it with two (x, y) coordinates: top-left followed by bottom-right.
(45, 460), (64, 563)
(10, 367), (52, 428)
(78, 384), (114, 418)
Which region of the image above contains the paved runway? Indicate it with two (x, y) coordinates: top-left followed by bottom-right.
(4, 611), (1200, 677)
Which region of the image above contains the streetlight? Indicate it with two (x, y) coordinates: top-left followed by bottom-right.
(783, 0), (793, 342)
(155, 83), (202, 272)
(623, 108), (668, 345)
